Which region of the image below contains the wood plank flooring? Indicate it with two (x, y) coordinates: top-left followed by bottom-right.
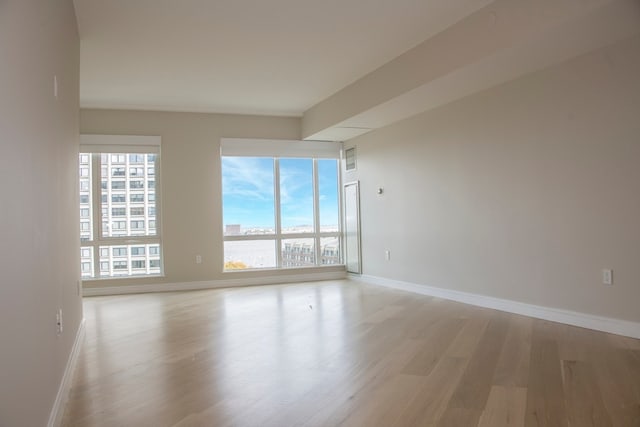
(62, 280), (640, 427)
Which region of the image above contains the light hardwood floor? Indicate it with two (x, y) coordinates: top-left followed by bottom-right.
(62, 280), (640, 427)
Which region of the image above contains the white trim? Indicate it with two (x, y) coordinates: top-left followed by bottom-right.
(220, 138), (342, 159)
(48, 318), (86, 427)
(83, 270), (347, 296)
(352, 274), (640, 339)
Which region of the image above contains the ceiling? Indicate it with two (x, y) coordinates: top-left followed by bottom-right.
(73, 0), (492, 116)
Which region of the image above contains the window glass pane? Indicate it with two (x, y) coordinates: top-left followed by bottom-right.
(320, 237), (341, 265)
(221, 154), (342, 270)
(79, 153), (93, 241)
(101, 153), (157, 238)
(223, 240), (276, 269)
(280, 158), (313, 233)
(98, 243), (162, 278)
(318, 159), (339, 232)
(281, 238), (315, 268)
(80, 246), (93, 278)
(222, 157), (275, 236)
(80, 148), (162, 279)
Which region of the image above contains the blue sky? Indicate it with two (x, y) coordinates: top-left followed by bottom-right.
(222, 157), (339, 229)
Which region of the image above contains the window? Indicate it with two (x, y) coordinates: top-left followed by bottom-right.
(129, 167), (144, 176)
(129, 154), (144, 163)
(131, 246), (145, 256)
(79, 135), (162, 278)
(221, 139), (342, 270)
(132, 260), (146, 269)
(344, 147), (356, 171)
(113, 247), (127, 257)
(112, 221), (126, 230)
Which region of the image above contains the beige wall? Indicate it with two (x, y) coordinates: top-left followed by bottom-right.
(80, 109), (343, 290)
(0, 1), (82, 426)
(346, 35), (640, 323)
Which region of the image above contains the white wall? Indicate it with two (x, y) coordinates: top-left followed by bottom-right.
(346, 35), (640, 323)
(0, 1), (82, 426)
(79, 109), (344, 291)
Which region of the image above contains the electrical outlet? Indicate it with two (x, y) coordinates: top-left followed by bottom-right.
(602, 269), (613, 286)
(56, 309), (63, 335)
(384, 250), (391, 261)
(196, 255), (202, 264)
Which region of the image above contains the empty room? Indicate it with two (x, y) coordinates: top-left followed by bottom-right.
(1, 0), (640, 426)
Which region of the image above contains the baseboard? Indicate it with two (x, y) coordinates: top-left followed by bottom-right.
(83, 270), (347, 296)
(48, 318), (86, 427)
(353, 274), (640, 340)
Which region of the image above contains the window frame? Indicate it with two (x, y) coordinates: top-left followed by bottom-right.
(220, 138), (343, 271)
(80, 135), (164, 279)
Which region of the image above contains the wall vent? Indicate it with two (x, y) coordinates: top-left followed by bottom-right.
(345, 147), (357, 171)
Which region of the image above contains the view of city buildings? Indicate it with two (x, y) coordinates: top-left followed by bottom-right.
(79, 153), (162, 278)
(79, 153), (342, 275)
(221, 156), (342, 271)
(223, 224), (341, 269)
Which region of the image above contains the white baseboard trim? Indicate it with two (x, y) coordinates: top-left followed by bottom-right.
(352, 274), (640, 339)
(48, 318), (86, 427)
(83, 270), (347, 297)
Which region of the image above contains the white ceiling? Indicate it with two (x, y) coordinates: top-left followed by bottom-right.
(73, 0), (492, 116)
